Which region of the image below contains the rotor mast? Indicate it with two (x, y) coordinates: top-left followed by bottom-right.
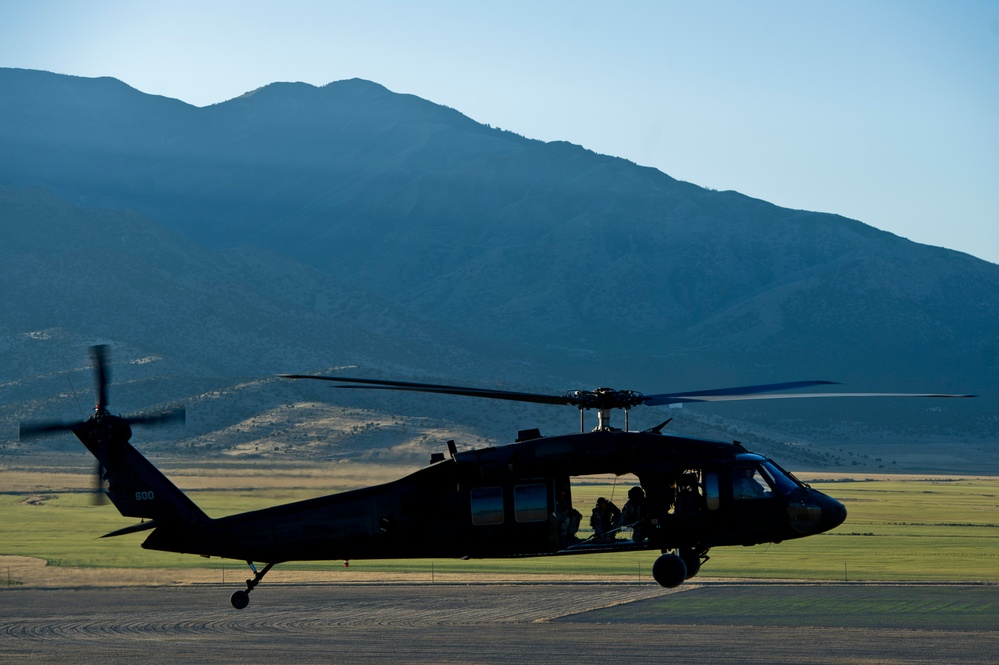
(592, 406), (625, 432)
(577, 407), (624, 432)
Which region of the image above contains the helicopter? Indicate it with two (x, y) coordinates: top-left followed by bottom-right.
(19, 346), (974, 609)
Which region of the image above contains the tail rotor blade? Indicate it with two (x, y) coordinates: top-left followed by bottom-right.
(19, 420), (80, 440)
(92, 462), (108, 505)
(90, 344), (110, 411)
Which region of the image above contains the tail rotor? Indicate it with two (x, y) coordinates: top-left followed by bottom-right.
(19, 345), (185, 504)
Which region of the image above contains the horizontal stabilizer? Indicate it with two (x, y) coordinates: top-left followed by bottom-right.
(101, 520), (158, 539)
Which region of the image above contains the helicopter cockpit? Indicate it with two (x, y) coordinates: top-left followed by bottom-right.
(731, 454), (806, 500)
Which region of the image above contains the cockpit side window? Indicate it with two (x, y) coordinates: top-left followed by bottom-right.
(732, 466), (775, 500)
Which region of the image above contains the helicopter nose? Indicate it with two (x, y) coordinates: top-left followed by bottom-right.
(788, 490), (847, 535)
(818, 492), (847, 532)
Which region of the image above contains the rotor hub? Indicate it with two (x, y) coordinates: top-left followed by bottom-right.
(564, 387), (646, 411)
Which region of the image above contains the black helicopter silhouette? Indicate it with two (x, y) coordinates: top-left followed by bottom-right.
(20, 346), (973, 609)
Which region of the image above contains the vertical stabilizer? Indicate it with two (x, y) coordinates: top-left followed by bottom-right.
(73, 414), (207, 526)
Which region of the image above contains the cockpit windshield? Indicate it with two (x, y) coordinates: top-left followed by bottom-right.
(759, 460), (802, 495)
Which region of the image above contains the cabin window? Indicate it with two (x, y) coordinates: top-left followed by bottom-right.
(514, 483), (548, 523)
(470, 486), (504, 525)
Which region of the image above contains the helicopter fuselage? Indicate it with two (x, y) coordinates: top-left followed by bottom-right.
(139, 429), (846, 565)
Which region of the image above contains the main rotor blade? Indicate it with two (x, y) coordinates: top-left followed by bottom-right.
(642, 380), (839, 406)
(279, 375), (576, 406)
(124, 407), (186, 428)
(332, 383), (576, 405)
(91, 344), (110, 410)
(662, 392), (976, 403)
(282, 375), (975, 410)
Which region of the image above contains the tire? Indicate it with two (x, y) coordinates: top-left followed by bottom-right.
(230, 589), (250, 610)
(652, 553), (687, 588)
(679, 549), (701, 579)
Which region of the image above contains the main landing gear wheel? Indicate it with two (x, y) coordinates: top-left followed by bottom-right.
(230, 589), (250, 610)
(652, 552), (687, 588)
(679, 548), (704, 579)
